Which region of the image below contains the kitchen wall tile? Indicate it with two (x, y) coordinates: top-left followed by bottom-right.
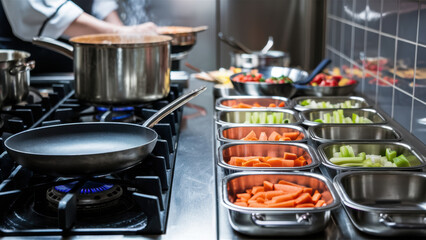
(395, 40), (416, 93)
(353, 27), (366, 65)
(326, 18), (333, 47)
(343, 23), (353, 58)
(381, 0), (398, 35)
(398, 0), (419, 42)
(366, 0), (382, 30)
(334, 21), (342, 52)
(393, 89), (413, 131)
(415, 45), (426, 101)
(379, 36), (396, 73)
(343, 0), (355, 21)
(419, 2), (426, 45)
(335, 0), (344, 18)
(354, 0), (368, 26)
(377, 84), (393, 115)
(412, 100), (426, 144)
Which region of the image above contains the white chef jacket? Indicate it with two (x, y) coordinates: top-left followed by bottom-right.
(1, 0), (118, 41)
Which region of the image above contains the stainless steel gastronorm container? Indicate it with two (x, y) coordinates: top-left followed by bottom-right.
(217, 142), (319, 173)
(334, 171), (426, 236)
(218, 124), (308, 144)
(309, 124), (402, 145)
(301, 108), (387, 126)
(222, 172), (340, 236)
(216, 109), (301, 126)
(318, 142), (426, 177)
(215, 96), (293, 110)
(293, 96), (370, 111)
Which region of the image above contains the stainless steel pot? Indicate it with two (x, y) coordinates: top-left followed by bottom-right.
(231, 50), (290, 69)
(33, 34), (173, 106)
(0, 50), (35, 106)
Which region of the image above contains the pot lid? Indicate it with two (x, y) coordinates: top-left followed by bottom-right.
(70, 34), (172, 46)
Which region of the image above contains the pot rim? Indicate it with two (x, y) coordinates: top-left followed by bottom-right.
(70, 34), (172, 47)
(0, 50), (31, 63)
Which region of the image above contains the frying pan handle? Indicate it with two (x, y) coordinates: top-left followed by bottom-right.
(32, 37), (74, 59)
(297, 58), (331, 85)
(142, 86), (207, 128)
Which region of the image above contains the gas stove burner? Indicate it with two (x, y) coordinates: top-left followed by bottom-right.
(47, 181), (123, 209)
(95, 106), (135, 121)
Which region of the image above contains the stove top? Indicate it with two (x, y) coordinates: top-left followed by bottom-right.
(0, 80), (184, 235)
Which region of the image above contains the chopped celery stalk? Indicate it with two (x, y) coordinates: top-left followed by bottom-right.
(393, 156), (410, 167)
(385, 148), (397, 162)
(245, 112), (251, 123)
(274, 112), (283, 124)
(337, 109), (344, 123)
(252, 112), (260, 124)
(347, 145), (355, 157)
(333, 111), (340, 123)
(259, 112), (266, 124)
(344, 117), (353, 123)
(267, 114), (275, 124)
(321, 102), (327, 108)
(352, 113), (359, 123)
(340, 163), (364, 167)
(301, 100), (310, 106)
(358, 152), (366, 160)
(344, 100), (352, 108)
(329, 157), (364, 164)
(314, 119), (323, 123)
(324, 113), (331, 123)
(340, 146), (349, 157)
(333, 152), (341, 158)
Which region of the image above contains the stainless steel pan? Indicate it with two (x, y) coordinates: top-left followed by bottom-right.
(32, 34), (172, 106)
(4, 86), (206, 177)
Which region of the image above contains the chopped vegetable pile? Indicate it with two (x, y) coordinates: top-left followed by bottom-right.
(228, 153), (308, 168)
(240, 130), (301, 141)
(310, 73), (357, 87)
(232, 72), (293, 84)
(329, 145), (411, 167)
(314, 110), (373, 124)
(228, 101), (285, 108)
(233, 179), (326, 208)
(300, 99), (360, 109)
(242, 112), (291, 124)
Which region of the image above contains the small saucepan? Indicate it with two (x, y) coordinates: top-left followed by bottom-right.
(33, 34), (173, 106)
(0, 50), (35, 106)
(157, 26), (208, 54)
(4, 86), (206, 177)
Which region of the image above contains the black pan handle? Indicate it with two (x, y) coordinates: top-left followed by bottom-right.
(297, 58), (331, 85)
(142, 86), (207, 128)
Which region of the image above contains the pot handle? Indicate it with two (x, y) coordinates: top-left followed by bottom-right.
(9, 60), (35, 75)
(32, 37), (74, 59)
(379, 213), (426, 229)
(250, 213), (312, 228)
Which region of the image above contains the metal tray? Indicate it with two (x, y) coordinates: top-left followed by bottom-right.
(217, 142), (319, 173)
(217, 124), (308, 144)
(293, 96), (370, 111)
(215, 96), (293, 110)
(301, 108), (387, 126)
(222, 172), (341, 236)
(309, 124), (402, 145)
(334, 171), (426, 236)
(216, 109), (301, 126)
(318, 142), (426, 177)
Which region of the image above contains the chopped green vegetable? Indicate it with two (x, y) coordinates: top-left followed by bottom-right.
(241, 112), (291, 124)
(385, 148), (397, 162)
(393, 156), (410, 167)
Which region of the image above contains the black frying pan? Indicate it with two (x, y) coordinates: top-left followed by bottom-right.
(4, 86), (206, 177)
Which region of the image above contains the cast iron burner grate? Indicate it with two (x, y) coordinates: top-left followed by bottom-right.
(0, 81), (184, 235)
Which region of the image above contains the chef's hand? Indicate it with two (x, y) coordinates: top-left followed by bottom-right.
(116, 22), (158, 36)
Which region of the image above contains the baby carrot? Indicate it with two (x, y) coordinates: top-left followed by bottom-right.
(295, 192), (312, 205)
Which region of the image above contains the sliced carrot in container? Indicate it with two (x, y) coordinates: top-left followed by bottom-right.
(242, 159), (261, 167)
(271, 192), (299, 203)
(278, 137), (292, 141)
(259, 132), (268, 141)
(237, 193), (251, 199)
(265, 190), (285, 200)
(295, 192), (312, 205)
(250, 192), (265, 200)
(268, 103), (277, 107)
(248, 202), (268, 208)
(312, 190), (322, 203)
(315, 200), (325, 207)
(274, 184), (303, 193)
(294, 159), (308, 166)
(278, 102), (285, 107)
(282, 132), (300, 140)
(234, 202), (248, 207)
(253, 162), (272, 167)
(296, 203), (315, 208)
(266, 158), (284, 167)
(266, 199), (295, 208)
(251, 186), (264, 194)
(277, 180), (304, 188)
(263, 181), (274, 191)
(253, 102), (261, 107)
(235, 158), (245, 166)
(281, 159), (295, 167)
(241, 130), (257, 141)
(268, 131), (282, 141)
(283, 152), (298, 160)
(303, 188), (313, 195)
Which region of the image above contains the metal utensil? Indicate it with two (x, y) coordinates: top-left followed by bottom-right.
(217, 32), (251, 53)
(4, 86), (206, 177)
(261, 36), (274, 54)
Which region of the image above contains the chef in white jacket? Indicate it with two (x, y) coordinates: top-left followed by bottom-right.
(0, 0), (157, 73)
